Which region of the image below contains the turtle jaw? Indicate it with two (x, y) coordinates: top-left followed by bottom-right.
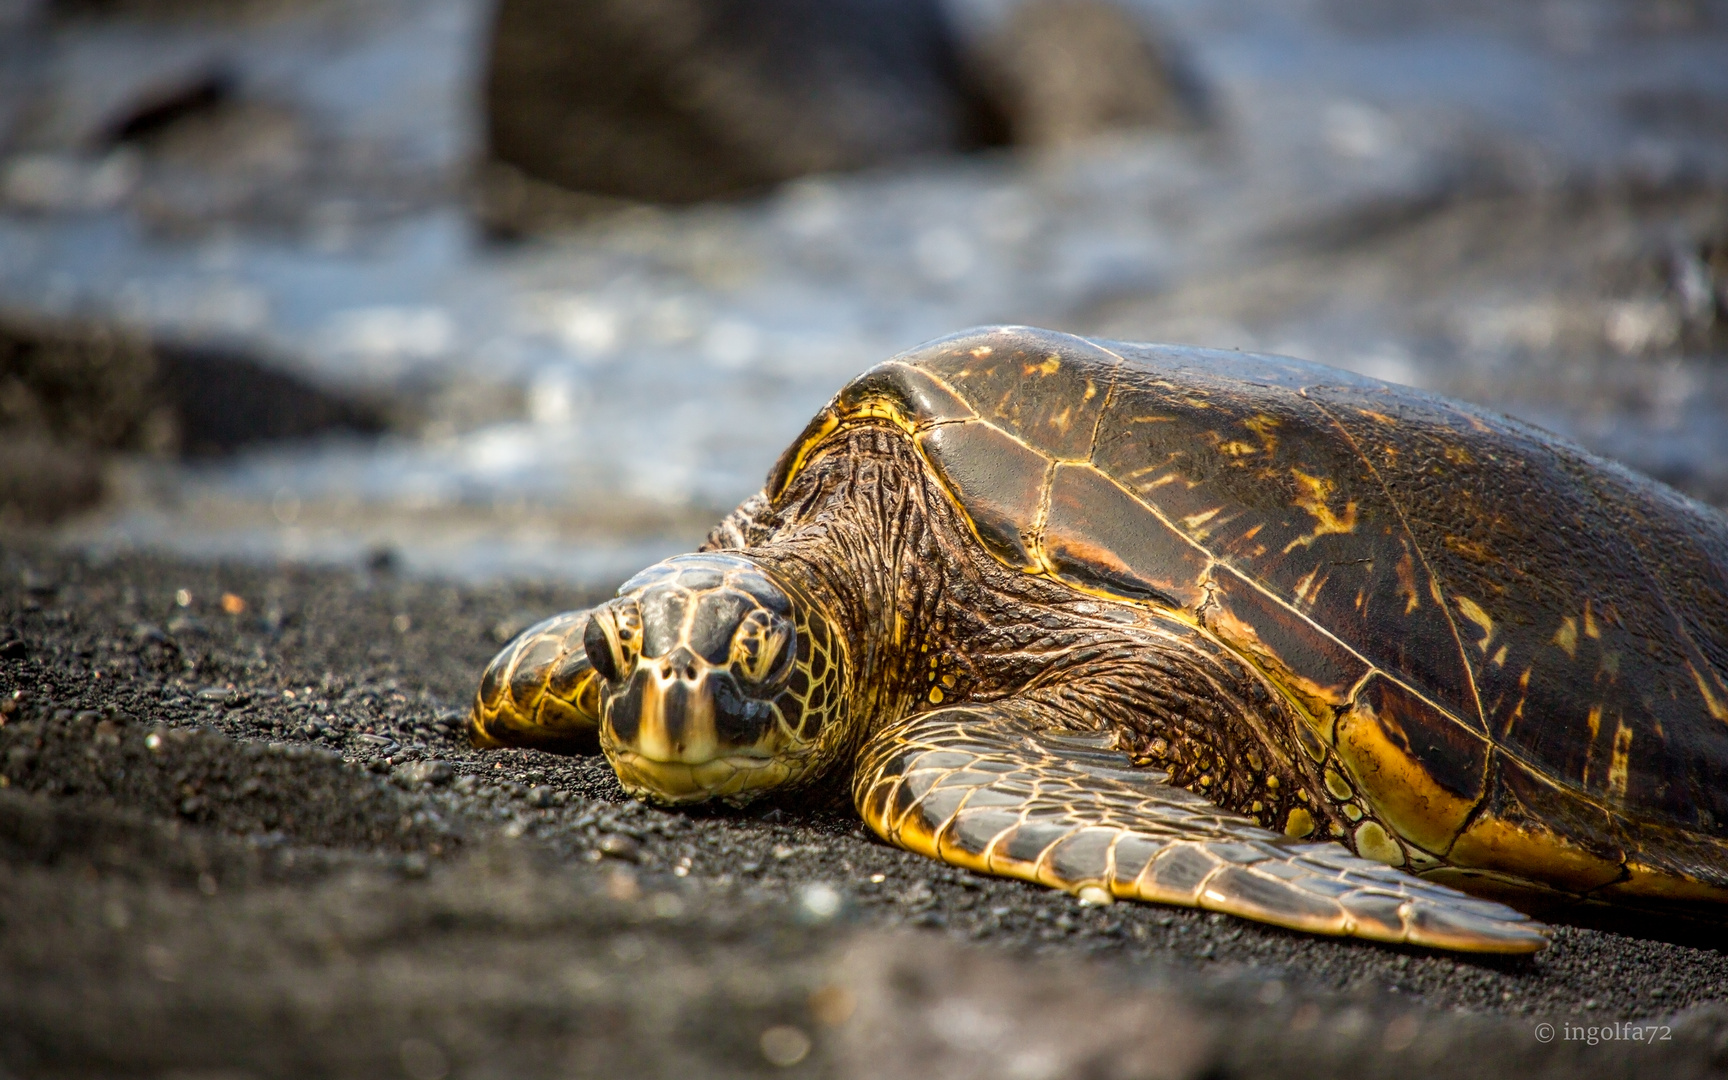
(606, 747), (798, 806)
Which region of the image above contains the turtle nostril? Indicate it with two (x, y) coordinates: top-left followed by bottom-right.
(658, 647), (703, 683)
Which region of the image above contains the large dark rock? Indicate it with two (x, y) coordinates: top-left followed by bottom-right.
(483, 0), (1000, 207)
(966, 0), (1197, 148)
(0, 320), (167, 525)
(152, 344), (388, 457)
(0, 318), (386, 524)
(481, 0), (1198, 216)
(0, 319), (169, 457)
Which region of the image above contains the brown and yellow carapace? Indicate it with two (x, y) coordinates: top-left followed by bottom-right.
(469, 326), (1728, 953)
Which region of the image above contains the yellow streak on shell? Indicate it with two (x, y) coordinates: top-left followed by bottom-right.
(1447, 812), (1623, 893)
(1606, 720), (1633, 802)
(1332, 699), (1479, 857)
(1283, 468), (1359, 553)
(1453, 596), (1495, 652)
(1553, 616), (1579, 658)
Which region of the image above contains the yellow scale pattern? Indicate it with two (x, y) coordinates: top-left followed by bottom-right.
(856, 708), (1550, 953)
(470, 609), (602, 753)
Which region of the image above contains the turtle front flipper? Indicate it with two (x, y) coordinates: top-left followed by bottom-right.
(469, 609), (603, 753)
(855, 706), (1551, 954)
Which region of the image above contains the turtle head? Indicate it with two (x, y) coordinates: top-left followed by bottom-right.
(584, 553), (849, 805)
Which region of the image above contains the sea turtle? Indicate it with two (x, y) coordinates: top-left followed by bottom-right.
(469, 326), (1728, 953)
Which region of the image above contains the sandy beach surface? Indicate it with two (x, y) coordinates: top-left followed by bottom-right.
(4, 543), (1727, 1079)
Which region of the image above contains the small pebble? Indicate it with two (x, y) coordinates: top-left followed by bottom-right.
(796, 882), (844, 923)
(597, 834), (642, 862)
(392, 760), (454, 789)
(759, 1025), (811, 1068)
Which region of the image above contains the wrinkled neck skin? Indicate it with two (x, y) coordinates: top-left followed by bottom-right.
(710, 425), (1336, 834)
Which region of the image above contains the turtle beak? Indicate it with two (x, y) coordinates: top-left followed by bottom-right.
(584, 554), (805, 803)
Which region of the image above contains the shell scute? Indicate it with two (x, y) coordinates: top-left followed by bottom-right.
(1333, 673), (1487, 855)
(1201, 566), (1368, 731)
(1043, 462), (1209, 607)
(904, 326), (1121, 460)
(1448, 753), (1626, 892)
(1312, 383), (1728, 844)
(1092, 356), (1482, 731)
(916, 421), (1048, 570)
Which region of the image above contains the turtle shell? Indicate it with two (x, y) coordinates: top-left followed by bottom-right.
(770, 325), (1728, 899)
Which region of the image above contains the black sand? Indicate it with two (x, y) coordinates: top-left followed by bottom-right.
(4, 543), (1728, 1079)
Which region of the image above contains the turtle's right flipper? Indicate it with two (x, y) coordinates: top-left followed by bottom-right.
(855, 705), (1551, 954)
(470, 609), (602, 753)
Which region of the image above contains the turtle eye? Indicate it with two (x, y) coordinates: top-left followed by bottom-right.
(583, 599), (641, 684)
(729, 609), (795, 691)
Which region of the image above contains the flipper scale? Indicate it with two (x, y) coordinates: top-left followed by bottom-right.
(858, 705), (1551, 953)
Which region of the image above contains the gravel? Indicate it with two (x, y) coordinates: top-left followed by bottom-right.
(4, 543), (1728, 1079)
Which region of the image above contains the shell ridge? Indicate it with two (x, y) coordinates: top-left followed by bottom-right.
(906, 367), (978, 428)
(1303, 391), (1491, 740)
(1082, 340), (1131, 464)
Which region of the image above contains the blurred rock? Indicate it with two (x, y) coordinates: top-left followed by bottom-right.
(471, 159), (639, 234)
(481, 0), (1195, 216)
(0, 318), (169, 454)
(966, 0), (1195, 148)
(0, 434), (106, 525)
(108, 73), (319, 234)
(0, 316), (388, 522)
(0, 319), (167, 522)
(482, 0), (997, 209)
(154, 343), (388, 456)
(1, 0), (462, 236)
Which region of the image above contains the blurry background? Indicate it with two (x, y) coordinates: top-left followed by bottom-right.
(0, 0), (1724, 585)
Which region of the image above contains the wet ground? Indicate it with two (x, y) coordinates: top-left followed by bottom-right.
(5, 544), (1728, 1079)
